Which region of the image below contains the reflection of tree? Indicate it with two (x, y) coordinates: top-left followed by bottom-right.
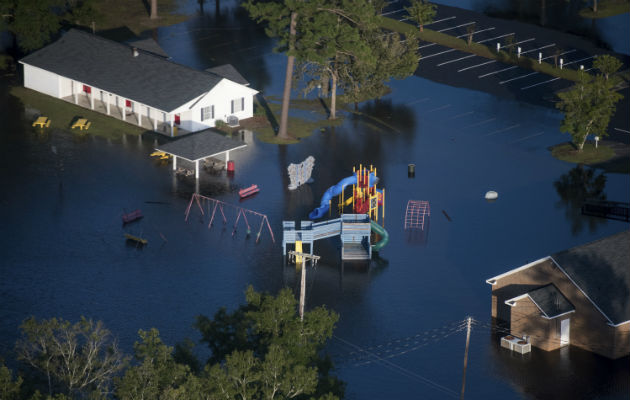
(554, 165), (607, 235)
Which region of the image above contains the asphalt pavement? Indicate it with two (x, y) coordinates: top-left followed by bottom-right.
(382, 2), (630, 143)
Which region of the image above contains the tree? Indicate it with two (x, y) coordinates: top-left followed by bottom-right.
(593, 54), (622, 81)
(115, 329), (196, 399)
(242, 0), (305, 140)
(15, 316), (127, 398)
(0, 359), (22, 400)
(466, 23), (475, 46)
(64, 0), (100, 29)
(0, 0), (62, 52)
(556, 71), (623, 150)
(404, 0), (436, 32)
(195, 286), (343, 399)
(150, 0), (158, 19)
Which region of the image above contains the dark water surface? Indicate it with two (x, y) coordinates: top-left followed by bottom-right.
(1, 1), (629, 399)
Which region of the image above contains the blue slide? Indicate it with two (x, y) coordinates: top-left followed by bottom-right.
(309, 173), (378, 219)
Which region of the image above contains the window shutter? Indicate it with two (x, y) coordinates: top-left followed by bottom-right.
(211, 105), (214, 119)
(241, 97), (244, 111)
(231, 100), (234, 114)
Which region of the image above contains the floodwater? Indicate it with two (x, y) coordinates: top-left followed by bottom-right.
(1, 1), (629, 399)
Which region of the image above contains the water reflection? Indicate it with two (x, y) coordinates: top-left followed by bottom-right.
(488, 326), (630, 399)
(554, 165), (607, 235)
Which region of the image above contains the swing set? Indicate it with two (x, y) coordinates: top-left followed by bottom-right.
(184, 193), (275, 244)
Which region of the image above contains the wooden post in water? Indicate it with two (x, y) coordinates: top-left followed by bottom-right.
(460, 317), (472, 400)
(299, 260), (306, 321)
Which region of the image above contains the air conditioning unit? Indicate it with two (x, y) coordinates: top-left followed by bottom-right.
(227, 115), (239, 127)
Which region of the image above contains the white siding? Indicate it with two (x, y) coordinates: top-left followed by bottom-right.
(23, 64), (60, 98)
(171, 78), (258, 132)
(59, 76), (73, 98)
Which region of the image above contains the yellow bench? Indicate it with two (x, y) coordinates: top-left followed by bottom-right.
(71, 118), (89, 130)
(32, 116), (51, 128)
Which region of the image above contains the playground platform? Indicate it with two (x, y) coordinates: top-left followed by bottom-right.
(283, 214), (372, 260)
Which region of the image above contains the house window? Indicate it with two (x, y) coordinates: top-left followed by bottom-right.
(83, 85), (91, 94)
(201, 105), (214, 121)
(231, 97), (244, 113)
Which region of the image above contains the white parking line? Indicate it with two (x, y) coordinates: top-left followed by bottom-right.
(437, 54), (477, 66)
(562, 55), (595, 66)
(511, 131), (544, 143)
(381, 9), (405, 16)
(541, 49), (576, 61)
(520, 43), (556, 55)
(500, 71), (538, 85)
(419, 26), (492, 50)
(477, 32), (515, 44)
(438, 22), (476, 32)
(615, 128), (630, 134)
(458, 60), (496, 72)
(418, 43), (437, 49)
(425, 16), (457, 26)
(463, 117), (496, 128)
(408, 97), (431, 105)
(448, 111), (474, 120)
(485, 124), (520, 136)
(455, 27), (495, 38)
(521, 77), (560, 90)
(478, 65), (518, 78)
(420, 48), (457, 60)
(426, 104), (452, 113)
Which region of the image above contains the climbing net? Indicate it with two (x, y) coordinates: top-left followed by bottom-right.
(184, 193), (275, 243)
(404, 200), (430, 230)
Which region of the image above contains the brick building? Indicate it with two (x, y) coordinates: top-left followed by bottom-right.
(486, 231), (629, 359)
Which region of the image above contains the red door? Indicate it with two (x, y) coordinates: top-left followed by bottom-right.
(125, 99), (131, 107)
(83, 85), (91, 93)
(174, 114), (180, 125)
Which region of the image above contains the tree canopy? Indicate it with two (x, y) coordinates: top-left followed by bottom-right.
(2, 287), (343, 399)
(556, 68), (623, 150)
(404, 0), (436, 32)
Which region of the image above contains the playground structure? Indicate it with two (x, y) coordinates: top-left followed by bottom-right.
(284, 165), (389, 261)
(184, 193), (275, 243)
(404, 200), (430, 230)
(283, 214), (373, 260)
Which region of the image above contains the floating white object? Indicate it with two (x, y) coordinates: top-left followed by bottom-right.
(287, 156), (315, 190)
(485, 191), (498, 200)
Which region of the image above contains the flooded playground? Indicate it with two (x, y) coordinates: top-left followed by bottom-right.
(1, 1), (629, 399)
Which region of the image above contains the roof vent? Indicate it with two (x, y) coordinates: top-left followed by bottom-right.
(132, 47), (139, 57)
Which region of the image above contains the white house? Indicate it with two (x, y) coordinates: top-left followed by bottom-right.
(19, 29), (258, 136)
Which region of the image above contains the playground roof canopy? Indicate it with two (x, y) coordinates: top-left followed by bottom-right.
(156, 129), (247, 162)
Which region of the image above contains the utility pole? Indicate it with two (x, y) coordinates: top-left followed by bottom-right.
(287, 249), (320, 321)
(299, 260), (306, 320)
(460, 317), (472, 400)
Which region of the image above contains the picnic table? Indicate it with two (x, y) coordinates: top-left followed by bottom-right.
(71, 118), (91, 130)
(32, 116), (51, 128)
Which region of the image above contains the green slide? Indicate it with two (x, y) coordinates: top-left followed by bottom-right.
(370, 220), (389, 252)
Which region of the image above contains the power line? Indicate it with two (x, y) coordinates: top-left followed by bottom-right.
(333, 335), (460, 398)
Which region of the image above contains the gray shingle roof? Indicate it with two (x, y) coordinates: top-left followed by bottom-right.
(125, 37), (170, 58)
(205, 64), (249, 86)
(552, 230), (630, 325)
(156, 129), (246, 161)
(527, 284), (575, 319)
(20, 29), (223, 112)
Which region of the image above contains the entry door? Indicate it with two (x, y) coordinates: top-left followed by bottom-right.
(174, 114), (181, 125)
(560, 318), (570, 346)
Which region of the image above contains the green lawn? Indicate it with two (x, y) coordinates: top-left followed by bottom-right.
(379, 16), (583, 82)
(90, 0), (188, 36)
(11, 86), (145, 139)
(551, 142), (616, 164)
(579, 0), (630, 18)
